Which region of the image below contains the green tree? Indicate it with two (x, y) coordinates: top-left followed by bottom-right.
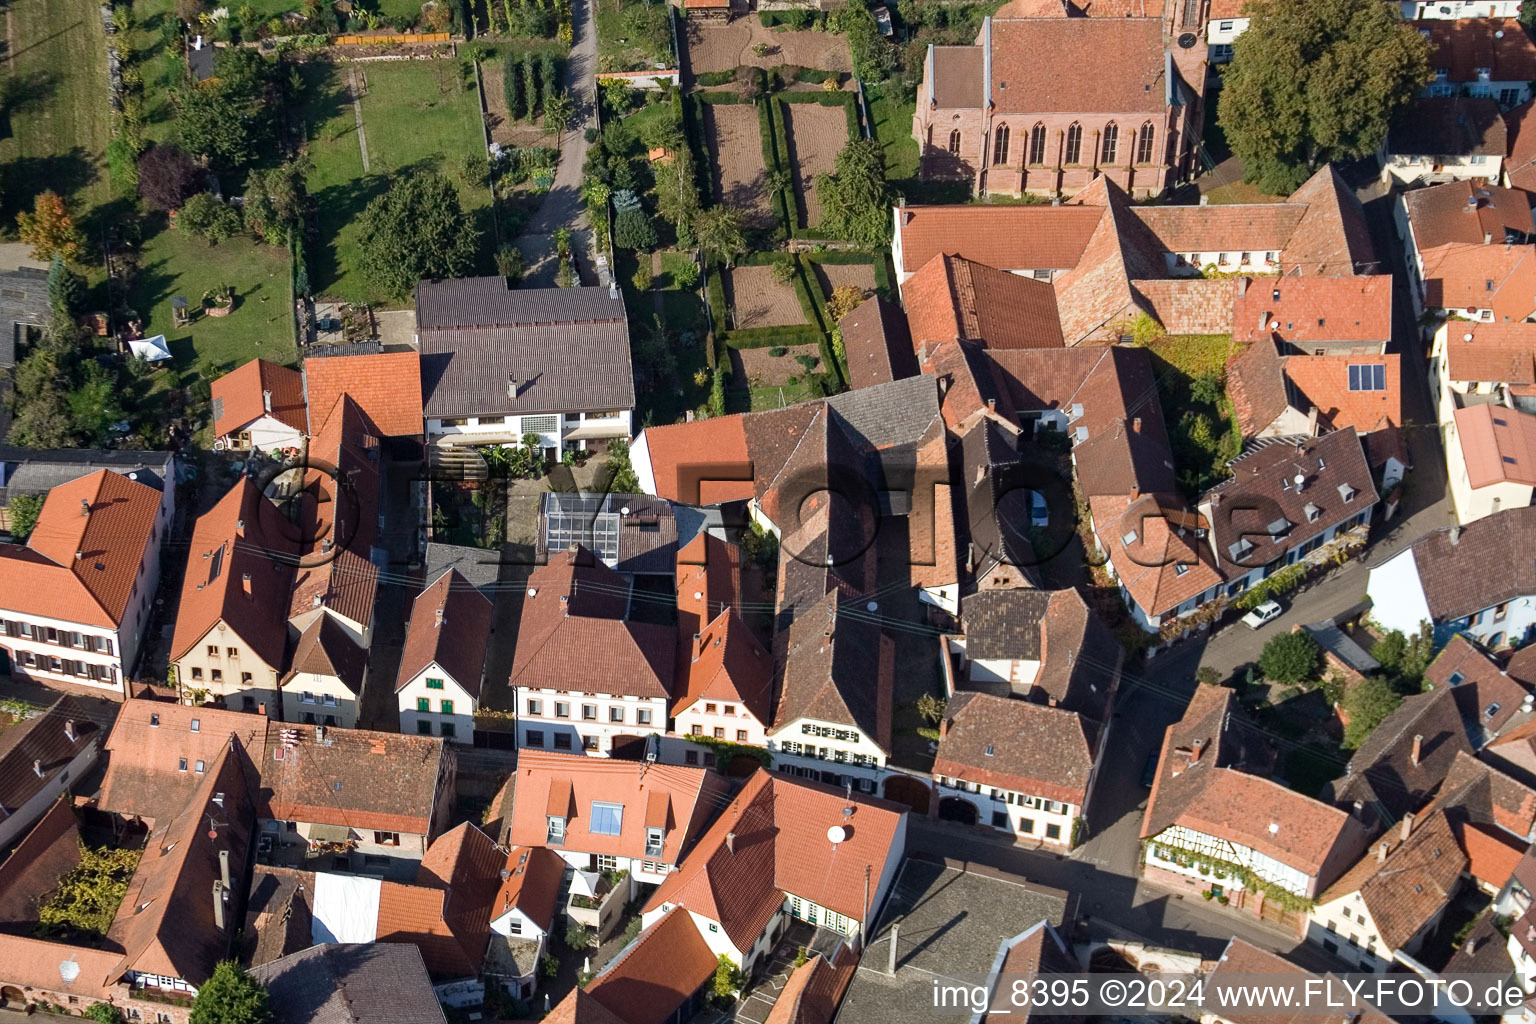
(1217, 0), (1431, 194)
(713, 955), (742, 1001)
(605, 438), (641, 493)
(1523, 0), (1536, 31)
(814, 138), (891, 248)
(6, 349), (75, 447)
(176, 49), (276, 171)
(137, 143), (203, 212)
(67, 362), (126, 446)
(357, 172), (481, 299)
(496, 244), (525, 282)
(17, 190), (84, 264)
(654, 149), (700, 247)
(694, 206), (747, 268)
(843, 3), (895, 82)
(1258, 630), (1319, 685)
(190, 962), (272, 1024)
(242, 162), (310, 247)
(565, 923), (593, 950)
(36, 842), (142, 938)
(47, 256), (86, 349)
(614, 206), (657, 250)
(1343, 676), (1403, 749)
(915, 692), (947, 725)
(544, 90), (575, 145)
(503, 52), (524, 120)
(84, 1003), (125, 1024)
(523, 52), (538, 117)
(7, 492), (44, 541)
(177, 193), (245, 244)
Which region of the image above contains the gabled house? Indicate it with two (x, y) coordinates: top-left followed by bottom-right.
(1141, 685), (1370, 927)
(301, 349), (424, 442)
(169, 478), (298, 713)
(506, 748), (728, 888)
(932, 690), (1099, 845)
(1201, 939), (1392, 1024)
(1431, 322), (1536, 522)
(1367, 505), (1536, 645)
(210, 358), (306, 452)
(838, 295), (916, 390)
(0, 446), (175, 537)
(673, 609), (773, 750)
(485, 844), (567, 999)
(1205, 0), (1247, 63)
(280, 614), (368, 728)
(1227, 332), (1403, 455)
(0, 696), (100, 850)
(902, 252), (1064, 350)
(396, 569), (493, 744)
(511, 545), (675, 757)
(1383, 95), (1507, 186)
(0, 468), (170, 693)
(1232, 276), (1395, 358)
(1399, 179), (1536, 319)
(544, 908), (718, 1024)
(1426, 633), (1532, 747)
(416, 278), (633, 455)
(1417, 18), (1536, 108)
(642, 769), (907, 973)
(250, 944), (448, 1024)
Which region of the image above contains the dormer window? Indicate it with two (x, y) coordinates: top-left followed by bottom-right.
(645, 826), (664, 857)
(1304, 503), (1321, 523)
(547, 816), (566, 844)
(1338, 483), (1357, 503)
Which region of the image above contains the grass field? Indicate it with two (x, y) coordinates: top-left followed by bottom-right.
(0, 0), (114, 225)
(300, 60), (495, 304)
(129, 219), (297, 380)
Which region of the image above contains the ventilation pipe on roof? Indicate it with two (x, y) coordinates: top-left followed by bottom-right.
(726, 832), (736, 854)
(219, 850), (231, 890)
(80, 499), (90, 517)
(436, 607), (445, 628)
(1450, 525), (1462, 545)
(888, 923), (900, 975)
(31, 759), (43, 778)
(1401, 810), (1416, 840)
(212, 882), (225, 930)
(64, 720), (76, 743)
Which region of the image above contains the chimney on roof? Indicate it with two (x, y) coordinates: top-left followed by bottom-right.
(1353, 799), (1364, 819)
(726, 832), (736, 854)
(212, 882), (225, 930)
(236, 518), (245, 535)
(1401, 811), (1417, 842)
(1191, 737), (1205, 764)
(1307, 406), (1319, 437)
(219, 850), (231, 890)
(507, 373), (522, 400)
(691, 633), (702, 661)
(1378, 841), (1389, 863)
(1467, 936), (1478, 955)
(1411, 733), (1424, 767)
(888, 923), (900, 974)
(80, 499), (89, 517)
(262, 389), (272, 413)
(31, 759), (43, 778)
(241, 573), (251, 596)
(64, 720), (75, 743)
(939, 715), (950, 739)
(1450, 525), (1462, 545)
(1133, 417), (1142, 433)
(435, 607), (445, 628)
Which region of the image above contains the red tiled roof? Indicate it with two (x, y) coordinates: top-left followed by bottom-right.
(1458, 820), (1526, 887)
(1443, 322), (1536, 382)
(764, 948), (859, 1024)
(1319, 810), (1466, 950)
(1405, 179), (1535, 250)
(509, 546), (675, 698)
(506, 750), (728, 862)
(904, 253), (1064, 349)
(396, 569), (492, 698)
(1207, 940), (1361, 1024)
(1090, 492), (1222, 618)
(894, 205), (1103, 274)
(644, 770), (907, 950)
(987, 18), (1166, 115)
(637, 416), (755, 505)
(98, 699), (268, 822)
(0, 469), (162, 628)
(1135, 206), (1303, 257)
(380, 822), (504, 979)
(302, 350), (424, 438)
(1505, 99), (1536, 193)
(1280, 165), (1376, 276)
(281, 613), (367, 694)
(673, 608), (773, 723)
(1455, 403), (1536, 487)
(676, 532), (741, 643)
(1420, 244), (1536, 321)
(586, 908), (719, 1024)
(1231, 275), (1394, 346)
(168, 478), (298, 667)
(1133, 278), (1235, 336)
(1418, 18), (1536, 84)
(211, 358), (305, 439)
(1283, 353), (1402, 434)
(492, 844), (567, 932)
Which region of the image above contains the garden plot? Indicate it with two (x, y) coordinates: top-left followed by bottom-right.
(703, 103), (774, 229)
(729, 343), (823, 386)
(781, 103), (847, 228)
(685, 19), (851, 74)
(811, 261), (877, 301)
(724, 265), (808, 329)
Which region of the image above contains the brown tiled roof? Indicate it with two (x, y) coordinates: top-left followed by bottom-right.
(282, 613), (368, 694)
(1207, 940), (1360, 1024)
(250, 943), (448, 1024)
(509, 545), (674, 699)
(395, 569), (492, 698)
(1283, 354), (1401, 434)
(637, 416), (754, 505)
(1389, 96), (1507, 158)
(1232, 275), (1394, 347)
(1506, 99), (1536, 193)
(98, 700), (267, 823)
(1133, 278), (1235, 335)
(1404, 506), (1536, 622)
(1419, 18), (1536, 84)
(929, 46), (984, 108)
(1405, 179), (1535, 250)
(302, 350), (424, 438)
(673, 608), (773, 723)
(243, 865), (316, 968)
(1325, 686), (1476, 824)
(0, 695), (99, 815)
(1319, 810), (1466, 951)
(1053, 177), (1164, 344)
(1280, 165), (1376, 276)
(491, 844), (566, 933)
(168, 478), (298, 666)
(1455, 403), (1536, 487)
(545, 989), (633, 1024)
(904, 253), (1064, 350)
(105, 743), (252, 986)
(1421, 244), (1536, 321)
(987, 18), (1166, 115)
(934, 691), (1095, 805)
(257, 722), (450, 836)
(1091, 492), (1223, 617)
(0, 796), (81, 927)
(1038, 588), (1121, 716)
(506, 750), (728, 862)
(644, 770), (907, 949)
(1431, 749), (1536, 842)
(1205, 427), (1377, 572)
(839, 296), (916, 390)
(676, 532), (742, 646)
(1226, 337), (1291, 437)
(0, 469), (163, 628)
(894, 204), (1103, 274)
(1134, 206), (1303, 257)
(585, 907), (719, 1024)
(379, 822), (504, 979)
(1443, 321), (1536, 381)
(211, 358), (305, 438)
(769, 591), (893, 753)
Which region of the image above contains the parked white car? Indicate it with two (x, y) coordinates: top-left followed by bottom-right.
(1240, 600), (1283, 629)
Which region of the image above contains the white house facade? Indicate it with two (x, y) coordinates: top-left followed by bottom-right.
(399, 667), (477, 743)
(516, 688), (667, 755)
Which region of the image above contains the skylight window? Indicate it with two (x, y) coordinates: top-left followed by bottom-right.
(1347, 364), (1386, 392)
(590, 802), (624, 836)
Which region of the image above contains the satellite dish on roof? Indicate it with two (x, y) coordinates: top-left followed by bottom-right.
(1293, 473), (1305, 489)
(1497, 28), (1506, 37)
(208, 829), (218, 840)
(1270, 321), (1280, 330)
(827, 825), (847, 845)
(866, 601), (879, 612)
(620, 506), (631, 516)
(59, 959), (80, 984)
(1464, 333), (1475, 342)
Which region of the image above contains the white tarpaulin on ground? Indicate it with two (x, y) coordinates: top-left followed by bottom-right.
(127, 335), (172, 362)
(571, 870), (602, 899)
(311, 872), (381, 945)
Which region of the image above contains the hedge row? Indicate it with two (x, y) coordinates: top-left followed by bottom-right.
(758, 99), (793, 235)
(724, 326), (828, 350)
(800, 250), (896, 300)
(694, 69), (736, 86)
(773, 95), (859, 238)
(680, 92), (713, 205)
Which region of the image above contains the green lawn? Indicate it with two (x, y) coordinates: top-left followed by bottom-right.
(0, 0), (115, 223)
(863, 81), (917, 184)
(129, 220), (297, 381)
(300, 60), (495, 305)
